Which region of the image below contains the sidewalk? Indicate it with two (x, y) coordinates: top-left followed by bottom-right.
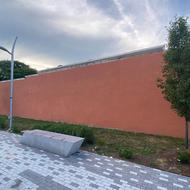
(0, 131), (189, 190)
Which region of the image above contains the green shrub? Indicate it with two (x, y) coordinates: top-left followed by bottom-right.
(178, 151), (190, 164)
(119, 148), (133, 159)
(31, 123), (95, 145)
(0, 117), (6, 129)
(12, 125), (22, 133)
(80, 127), (95, 145)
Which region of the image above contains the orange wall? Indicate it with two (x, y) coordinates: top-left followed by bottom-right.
(0, 51), (188, 138)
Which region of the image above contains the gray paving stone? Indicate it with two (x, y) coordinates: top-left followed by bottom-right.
(58, 168), (65, 172)
(0, 131), (189, 190)
(90, 183), (99, 188)
(87, 176), (96, 181)
(5, 166), (12, 170)
(48, 166), (54, 170)
(70, 182), (79, 187)
(52, 171), (60, 175)
(75, 174), (83, 179)
(110, 184), (120, 190)
(68, 169), (76, 174)
(19, 169), (71, 190)
(3, 177), (10, 182)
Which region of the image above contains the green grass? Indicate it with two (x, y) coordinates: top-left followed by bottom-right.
(0, 115), (94, 145)
(0, 115), (187, 157)
(91, 127), (185, 156)
(149, 161), (157, 167)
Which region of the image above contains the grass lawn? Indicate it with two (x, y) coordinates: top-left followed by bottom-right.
(0, 115), (190, 176)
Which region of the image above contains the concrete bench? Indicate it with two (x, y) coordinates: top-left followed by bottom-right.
(20, 130), (84, 157)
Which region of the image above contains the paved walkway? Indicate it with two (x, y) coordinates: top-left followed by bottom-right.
(0, 131), (189, 190)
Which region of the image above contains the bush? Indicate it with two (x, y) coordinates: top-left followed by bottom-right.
(0, 117), (6, 129)
(119, 148), (133, 159)
(12, 124), (22, 133)
(31, 123), (95, 145)
(178, 151), (190, 164)
(80, 127), (95, 145)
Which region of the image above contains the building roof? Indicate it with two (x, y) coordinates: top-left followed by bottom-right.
(38, 45), (165, 74)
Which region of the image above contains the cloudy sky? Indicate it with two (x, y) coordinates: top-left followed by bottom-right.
(0, 0), (189, 70)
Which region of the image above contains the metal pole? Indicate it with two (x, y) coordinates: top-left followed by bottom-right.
(8, 37), (18, 132)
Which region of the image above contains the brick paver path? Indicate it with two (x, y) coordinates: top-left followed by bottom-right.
(0, 131), (189, 190)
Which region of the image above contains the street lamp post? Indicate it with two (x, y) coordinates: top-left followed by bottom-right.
(0, 37), (18, 132)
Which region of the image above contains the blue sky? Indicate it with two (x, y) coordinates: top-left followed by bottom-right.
(0, 0), (189, 70)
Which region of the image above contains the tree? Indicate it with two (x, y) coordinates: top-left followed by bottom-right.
(157, 17), (190, 150)
(0, 60), (37, 81)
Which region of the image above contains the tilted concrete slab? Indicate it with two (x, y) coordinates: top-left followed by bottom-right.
(20, 130), (84, 157)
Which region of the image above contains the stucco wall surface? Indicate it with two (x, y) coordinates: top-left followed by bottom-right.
(0, 51), (188, 138)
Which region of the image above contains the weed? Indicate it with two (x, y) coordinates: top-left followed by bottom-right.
(119, 148), (133, 159)
(149, 161), (156, 167)
(96, 138), (106, 146)
(178, 151), (190, 164)
(0, 117), (6, 129)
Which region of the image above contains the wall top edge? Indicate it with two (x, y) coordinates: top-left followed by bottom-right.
(38, 45), (165, 75)
(0, 77), (25, 83)
(0, 44), (165, 83)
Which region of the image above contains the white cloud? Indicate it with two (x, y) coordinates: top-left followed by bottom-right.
(19, 55), (63, 70)
(0, 0), (184, 70)
(17, 0), (166, 41)
(42, 0), (167, 52)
